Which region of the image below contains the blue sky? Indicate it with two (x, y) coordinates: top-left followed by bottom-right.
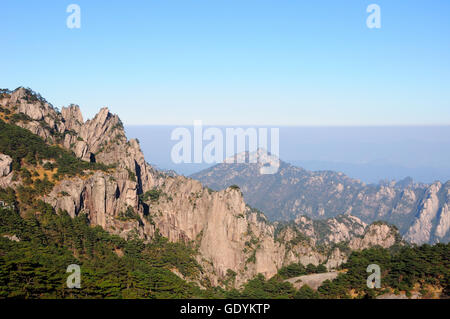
(1, 0), (449, 125)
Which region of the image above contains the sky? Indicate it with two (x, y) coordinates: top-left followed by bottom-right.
(125, 125), (450, 182)
(1, 0), (450, 126)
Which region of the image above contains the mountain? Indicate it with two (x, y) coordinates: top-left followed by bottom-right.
(1, 87), (448, 299)
(0, 87), (406, 285)
(191, 149), (450, 244)
(288, 159), (450, 185)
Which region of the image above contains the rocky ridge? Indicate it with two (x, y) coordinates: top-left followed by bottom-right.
(191, 153), (450, 244)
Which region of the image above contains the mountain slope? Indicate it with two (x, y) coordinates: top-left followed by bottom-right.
(191, 150), (450, 244)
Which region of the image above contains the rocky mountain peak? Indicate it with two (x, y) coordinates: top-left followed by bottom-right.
(349, 222), (400, 250)
(224, 148), (276, 163)
(61, 104), (84, 130)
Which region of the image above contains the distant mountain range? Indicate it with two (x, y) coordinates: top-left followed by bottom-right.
(125, 125), (450, 183)
(287, 159), (450, 185)
(191, 150), (450, 244)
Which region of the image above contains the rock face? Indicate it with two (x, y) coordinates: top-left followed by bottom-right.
(286, 214), (400, 268)
(285, 272), (339, 290)
(0, 153), (14, 189)
(349, 223), (399, 250)
(405, 182), (450, 244)
(191, 153), (450, 244)
(0, 154), (12, 177)
(44, 171), (147, 239)
(435, 204), (450, 240)
(405, 182), (441, 244)
(293, 214), (367, 246)
(0, 87), (404, 286)
(2, 234), (20, 242)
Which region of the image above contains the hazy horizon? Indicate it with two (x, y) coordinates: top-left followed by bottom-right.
(125, 124), (450, 184)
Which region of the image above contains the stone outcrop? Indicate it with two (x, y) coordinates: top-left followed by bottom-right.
(0, 154), (12, 177)
(285, 272), (339, 290)
(293, 214), (367, 246)
(349, 223), (398, 250)
(2, 234), (20, 242)
(289, 214), (400, 269)
(0, 153), (14, 189)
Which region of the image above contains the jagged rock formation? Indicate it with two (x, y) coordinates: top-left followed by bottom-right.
(0, 87), (404, 286)
(277, 214), (401, 268)
(293, 214), (367, 246)
(292, 214), (400, 250)
(349, 223), (399, 250)
(191, 152), (450, 244)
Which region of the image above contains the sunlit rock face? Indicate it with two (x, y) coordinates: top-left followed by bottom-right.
(0, 154), (12, 177)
